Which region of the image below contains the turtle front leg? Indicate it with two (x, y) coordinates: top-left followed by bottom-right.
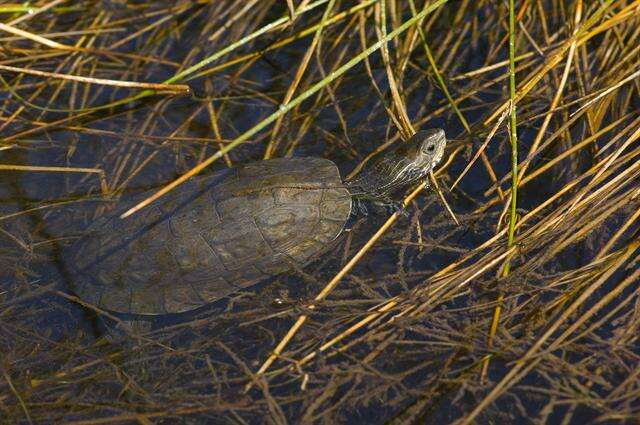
(344, 198), (366, 231)
(376, 176), (435, 216)
(372, 198), (408, 217)
(352, 197), (370, 216)
(354, 196), (407, 218)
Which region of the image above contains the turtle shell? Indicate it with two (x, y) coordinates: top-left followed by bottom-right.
(70, 157), (352, 315)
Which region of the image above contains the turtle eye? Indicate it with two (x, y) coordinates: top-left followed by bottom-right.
(424, 143), (436, 154)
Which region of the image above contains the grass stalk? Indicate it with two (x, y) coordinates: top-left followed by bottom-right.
(481, 0), (520, 381)
(3, 1), (640, 422)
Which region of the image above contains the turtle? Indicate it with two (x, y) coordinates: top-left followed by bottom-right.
(68, 129), (446, 321)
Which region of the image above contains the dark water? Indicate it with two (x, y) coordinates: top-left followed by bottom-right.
(1, 1), (637, 424)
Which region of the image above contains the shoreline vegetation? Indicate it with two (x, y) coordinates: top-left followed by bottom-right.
(1, 1), (639, 423)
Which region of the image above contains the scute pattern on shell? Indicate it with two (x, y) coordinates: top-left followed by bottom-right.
(70, 157), (352, 315)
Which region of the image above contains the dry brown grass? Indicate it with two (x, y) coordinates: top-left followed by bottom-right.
(1, 0), (639, 423)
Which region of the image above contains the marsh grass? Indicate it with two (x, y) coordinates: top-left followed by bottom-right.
(1, 1), (639, 423)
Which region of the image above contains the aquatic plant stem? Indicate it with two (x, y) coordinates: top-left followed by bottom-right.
(481, 0), (520, 381)
(506, 0), (520, 260)
(376, 0), (414, 137)
(0, 64), (189, 94)
(0, 164), (108, 194)
(408, 0), (504, 200)
(262, 0), (337, 159)
(407, 0), (467, 133)
(1, 367), (32, 425)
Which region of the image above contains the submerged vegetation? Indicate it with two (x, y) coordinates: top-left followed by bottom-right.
(1, 0), (639, 423)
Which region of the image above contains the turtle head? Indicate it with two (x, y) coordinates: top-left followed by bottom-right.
(347, 129), (446, 200)
(394, 128), (447, 174)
